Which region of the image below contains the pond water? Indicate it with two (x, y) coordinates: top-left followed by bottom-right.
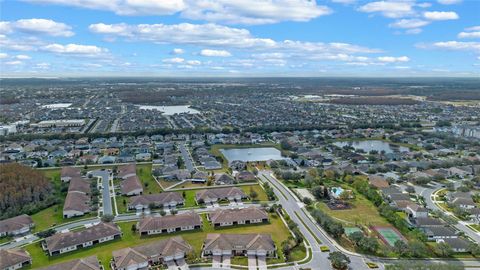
(333, 140), (409, 154)
(137, 105), (200, 115)
(220, 147), (284, 163)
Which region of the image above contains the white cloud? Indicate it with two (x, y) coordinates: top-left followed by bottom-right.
(4, 60), (23, 65)
(15, 54), (31, 60)
(406, 28), (422, 35)
(89, 22), (380, 55)
(186, 60), (201, 65)
(458, 31), (480, 39)
(358, 1), (414, 18)
(0, 53), (8, 59)
(26, 0), (331, 24)
(34, 62), (50, 69)
(377, 56), (409, 62)
(181, 0), (332, 25)
(162, 57), (184, 63)
(24, 0), (185, 16)
(418, 41), (480, 52)
(331, 0), (356, 4)
(423, 11), (459, 21)
(42, 43), (109, 56)
(171, 48), (184, 54)
(466, 26), (480, 31)
(0, 18), (74, 37)
(200, 49), (231, 57)
(437, 0), (462, 4)
(390, 19), (429, 29)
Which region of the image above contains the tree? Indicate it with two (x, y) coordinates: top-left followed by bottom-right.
(328, 251), (350, 270)
(160, 210), (166, 216)
(311, 185), (325, 200)
(348, 231), (364, 244)
(358, 237), (379, 253)
(131, 224), (137, 232)
(409, 241), (428, 258)
(468, 242), (480, 256)
(170, 209), (178, 215)
(405, 186), (415, 194)
(302, 197), (312, 205)
(101, 214), (115, 222)
(435, 242), (453, 257)
(393, 240), (409, 257)
(250, 190), (258, 201)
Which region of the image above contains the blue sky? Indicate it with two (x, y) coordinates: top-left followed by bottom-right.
(0, 0), (479, 77)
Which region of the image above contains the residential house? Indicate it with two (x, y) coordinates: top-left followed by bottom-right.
(406, 204), (428, 219)
(449, 192), (476, 209)
(202, 234), (276, 257)
(111, 237), (192, 270)
(422, 226), (458, 241)
(128, 192), (184, 211)
(137, 212), (202, 235)
(214, 173), (236, 185)
(195, 187), (247, 204)
(60, 167), (81, 182)
(0, 215), (34, 237)
(121, 175), (143, 196)
(368, 175), (389, 189)
(0, 249), (32, 270)
(209, 207), (268, 227)
(117, 163), (136, 179)
(235, 171), (256, 182)
(42, 222), (121, 256)
(36, 256), (101, 270)
(436, 238), (470, 252)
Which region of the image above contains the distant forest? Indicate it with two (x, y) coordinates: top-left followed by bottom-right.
(0, 164), (57, 219)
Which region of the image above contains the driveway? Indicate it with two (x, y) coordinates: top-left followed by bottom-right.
(248, 255), (257, 270)
(222, 255), (231, 268)
(176, 258), (189, 270)
(212, 255), (221, 268)
(179, 144), (195, 172)
(257, 255), (267, 270)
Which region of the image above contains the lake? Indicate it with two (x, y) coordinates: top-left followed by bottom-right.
(137, 105), (200, 115)
(333, 140), (409, 154)
(220, 147), (284, 163)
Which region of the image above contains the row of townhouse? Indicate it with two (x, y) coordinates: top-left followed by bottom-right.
(63, 176), (92, 218)
(0, 215), (34, 237)
(42, 222), (121, 256)
(117, 164), (143, 196)
(136, 207), (268, 236)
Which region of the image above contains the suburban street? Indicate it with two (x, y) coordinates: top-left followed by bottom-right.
(179, 144), (196, 172)
(410, 183), (480, 243)
(89, 169), (113, 216)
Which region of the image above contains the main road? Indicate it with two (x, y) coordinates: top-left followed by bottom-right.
(257, 170), (480, 270)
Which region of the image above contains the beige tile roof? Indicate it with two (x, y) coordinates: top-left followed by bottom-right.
(138, 211), (201, 232)
(44, 222), (121, 252)
(203, 233), (275, 252)
(0, 249), (31, 269)
(209, 207), (268, 224)
(121, 175), (143, 194)
(0, 214), (33, 234)
(113, 237), (192, 268)
(36, 255), (100, 270)
(195, 187), (246, 201)
(61, 167), (81, 178)
(129, 192), (184, 207)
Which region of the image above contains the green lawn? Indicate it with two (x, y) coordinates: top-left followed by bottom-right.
(24, 213), (292, 269)
(115, 196), (129, 214)
(316, 189), (390, 227)
(136, 164), (162, 194)
(31, 206), (96, 232)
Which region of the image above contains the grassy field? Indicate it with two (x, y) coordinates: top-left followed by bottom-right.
(31, 206), (96, 232)
(24, 213), (292, 269)
(316, 189), (390, 227)
(136, 163), (162, 194)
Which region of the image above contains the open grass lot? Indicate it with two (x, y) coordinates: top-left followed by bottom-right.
(136, 163), (162, 194)
(115, 196), (129, 213)
(158, 178), (182, 190)
(24, 213), (293, 269)
(316, 190), (390, 227)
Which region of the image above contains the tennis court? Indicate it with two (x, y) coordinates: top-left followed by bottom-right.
(345, 227), (362, 236)
(371, 226), (405, 247)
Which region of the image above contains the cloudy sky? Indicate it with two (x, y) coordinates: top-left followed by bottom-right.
(1, 0), (479, 77)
